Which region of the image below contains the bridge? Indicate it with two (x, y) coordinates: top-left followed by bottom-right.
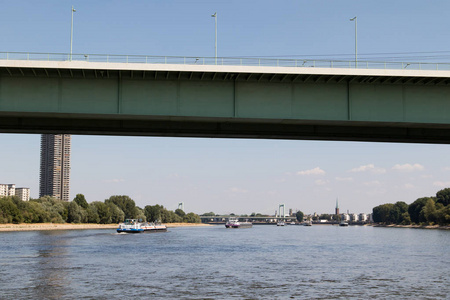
(2, 52), (450, 143)
(200, 215), (297, 224)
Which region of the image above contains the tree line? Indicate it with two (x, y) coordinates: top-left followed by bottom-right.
(372, 188), (450, 225)
(0, 194), (201, 224)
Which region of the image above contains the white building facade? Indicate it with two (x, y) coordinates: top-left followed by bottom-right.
(15, 188), (30, 201)
(0, 184), (15, 197)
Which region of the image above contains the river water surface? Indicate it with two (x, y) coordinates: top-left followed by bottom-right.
(0, 225), (448, 299)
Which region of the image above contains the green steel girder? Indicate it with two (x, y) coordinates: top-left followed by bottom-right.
(1, 65), (450, 143)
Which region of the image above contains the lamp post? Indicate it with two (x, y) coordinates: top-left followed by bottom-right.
(70, 5), (76, 61)
(350, 16), (357, 68)
(211, 12), (217, 64)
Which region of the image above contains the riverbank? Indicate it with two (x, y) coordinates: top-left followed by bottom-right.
(373, 224), (450, 230)
(0, 222), (211, 232)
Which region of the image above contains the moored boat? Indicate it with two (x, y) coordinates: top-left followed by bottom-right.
(225, 217), (252, 228)
(117, 219), (167, 233)
(277, 221), (286, 226)
(303, 221), (312, 226)
(339, 221), (349, 227)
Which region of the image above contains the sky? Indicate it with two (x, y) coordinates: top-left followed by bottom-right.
(1, 1), (450, 215)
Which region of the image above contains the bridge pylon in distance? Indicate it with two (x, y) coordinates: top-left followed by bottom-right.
(178, 202), (184, 212)
(278, 204), (286, 218)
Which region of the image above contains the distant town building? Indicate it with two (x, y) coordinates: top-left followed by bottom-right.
(0, 184), (15, 197)
(39, 134), (71, 201)
(335, 198), (340, 216)
(351, 213), (359, 222)
(359, 213), (368, 222)
(15, 188), (30, 201)
(341, 213), (350, 222)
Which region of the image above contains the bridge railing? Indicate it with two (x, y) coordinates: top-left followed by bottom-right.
(1, 51), (450, 71)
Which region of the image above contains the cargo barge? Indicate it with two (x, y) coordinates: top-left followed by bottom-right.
(117, 219), (167, 233)
(225, 217), (252, 229)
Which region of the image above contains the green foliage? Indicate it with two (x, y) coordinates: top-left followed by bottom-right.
(436, 188), (450, 206)
(295, 210), (304, 222)
(183, 212), (201, 223)
(95, 202), (112, 224)
(86, 203), (100, 224)
(107, 202), (125, 223)
(0, 196), (22, 223)
(160, 209), (182, 223)
(319, 214), (332, 221)
(175, 209), (186, 218)
(371, 189), (450, 226)
(144, 204), (199, 223)
(373, 203), (395, 224)
(67, 201), (86, 223)
(400, 212), (411, 225)
(1, 194), (198, 225)
(105, 195), (137, 219)
(144, 205), (163, 222)
(408, 197), (430, 224)
(201, 212), (215, 216)
(135, 207), (146, 222)
(73, 194), (89, 209)
(422, 198), (437, 225)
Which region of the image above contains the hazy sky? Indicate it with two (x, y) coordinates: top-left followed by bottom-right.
(1, 1), (450, 215)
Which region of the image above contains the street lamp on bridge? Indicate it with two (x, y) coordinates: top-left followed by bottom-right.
(350, 16), (357, 68)
(70, 5), (76, 61)
(211, 12), (217, 65)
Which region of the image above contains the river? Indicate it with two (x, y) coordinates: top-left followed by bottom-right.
(0, 225), (448, 299)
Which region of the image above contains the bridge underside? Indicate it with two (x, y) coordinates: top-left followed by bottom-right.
(2, 113), (450, 144)
(2, 62), (450, 144)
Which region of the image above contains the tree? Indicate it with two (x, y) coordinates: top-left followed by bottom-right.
(386, 201), (409, 224)
(107, 202), (125, 223)
(319, 214), (332, 221)
(436, 188), (450, 206)
(73, 194), (88, 209)
(86, 203), (100, 224)
(183, 212), (201, 223)
(295, 210), (304, 222)
(422, 198), (437, 224)
(201, 212), (215, 216)
(175, 209), (186, 218)
(135, 207), (146, 222)
(373, 203), (395, 224)
(67, 201), (84, 223)
(105, 195), (136, 219)
(0, 196), (22, 223)
(408, 197), (430, 224)
(144, 205), (163, 222)
(400, 212), (411, 225)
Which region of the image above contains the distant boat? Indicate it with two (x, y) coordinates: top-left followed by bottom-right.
(339, 221), (349, 227)
(303, 221), (312, 226)
(225, 217), (252, 229)
(117, 219), (167, 233)
(277, 221), (286, 226)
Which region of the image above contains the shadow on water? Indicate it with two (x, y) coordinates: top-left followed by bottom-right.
(28, 231), (73, 299)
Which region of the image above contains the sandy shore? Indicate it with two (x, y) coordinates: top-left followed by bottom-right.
(373, 224), (450, 230)
(0, 222), (211, 232)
